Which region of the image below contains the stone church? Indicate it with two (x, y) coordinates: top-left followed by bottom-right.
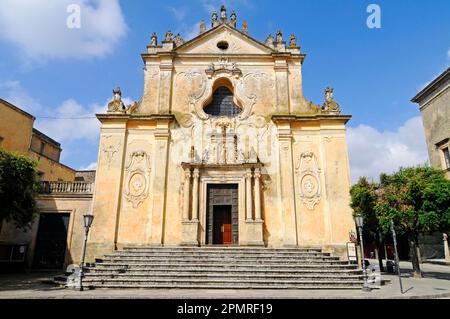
(87, 6), (355, 262)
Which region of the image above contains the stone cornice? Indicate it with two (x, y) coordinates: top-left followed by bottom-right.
(96, 114), (175, 123)
(271, 114), (352, 125)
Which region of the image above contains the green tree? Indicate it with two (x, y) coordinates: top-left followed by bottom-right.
(375, 166), (450, 278)
(0, 149), (41, 233)
(350, 177), (385, 271)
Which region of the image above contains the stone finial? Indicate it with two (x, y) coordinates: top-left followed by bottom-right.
(275, 30), (283, 43)
(265, 34), (274, 47)
(289, 34), (297, 47)
(199, 20), (206, 35)
(220, 5), (227, 23)
(242, 20), (248, 34)
(229, 10), (237, 28)
(321, 87), (341, 114)
(107, 87), (126, 113)
(174, 33), (184, 47)
(211, 11), (219, 27)
(150, 32), (157, 46)
(164, 31), (173, 42)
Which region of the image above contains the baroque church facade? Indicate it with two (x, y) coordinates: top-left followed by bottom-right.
(87, 7), (355, 261)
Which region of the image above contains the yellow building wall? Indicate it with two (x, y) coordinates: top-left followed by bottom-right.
(0, 100), (34, 155)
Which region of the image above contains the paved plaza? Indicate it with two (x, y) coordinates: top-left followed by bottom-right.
(0, 261), (449, 299)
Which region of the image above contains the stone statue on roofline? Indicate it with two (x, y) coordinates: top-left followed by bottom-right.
(321, 87), (340, 114)
(242, 20), (248, 34)
(164, 31), (173, 42)
(265, 34), (274, 47)
(211, 11), (219, 27)
(276, 30), (283, 43)
(220, 5), (227, 23)
(107, 87), (126, 113)
(150, 32), (157, 46)
(229, 10), (237, 28)
(289, 34), (297, 47)
(199, 20), (206, 35)
(174, 33), (184, 47)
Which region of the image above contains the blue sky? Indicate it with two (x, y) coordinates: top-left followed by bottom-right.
(0, 0), (449, 182)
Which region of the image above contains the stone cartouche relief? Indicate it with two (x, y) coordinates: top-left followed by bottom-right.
(124, 150), (152, 208)
(101, 135), (121, 170)
(295, 152), (322, 210)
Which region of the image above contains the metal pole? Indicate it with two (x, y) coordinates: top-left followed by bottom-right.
(358, 225), (371, 291)
(390, 220), (403, 294)
(78, 228), (89, 291)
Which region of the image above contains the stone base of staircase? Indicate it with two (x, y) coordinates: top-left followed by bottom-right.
(82, 247), (364, 289)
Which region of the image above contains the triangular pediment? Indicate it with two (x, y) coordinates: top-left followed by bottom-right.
(176, 24), (274, 55)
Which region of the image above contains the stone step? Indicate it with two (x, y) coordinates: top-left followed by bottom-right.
(83, 277), (364, 286)
(92, 262), (358, 270)
(99, 257), (349, 265)
(86, 283), (363, 290)
(84, 273), (363, 281)
(105, 252), (339, 260)
(123, 247), (323, 252)
(86, 267), (361, 274)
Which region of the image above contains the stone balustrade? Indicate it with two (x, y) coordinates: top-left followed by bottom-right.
(40, 181), (94, 194)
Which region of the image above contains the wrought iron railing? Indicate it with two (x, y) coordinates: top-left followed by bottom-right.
(40, 181), (94, 194)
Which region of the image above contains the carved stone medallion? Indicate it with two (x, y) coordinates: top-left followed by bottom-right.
(296, 152), (321, 210)
(124, 151), (152, 208)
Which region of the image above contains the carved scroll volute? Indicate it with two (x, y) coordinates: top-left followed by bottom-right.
(295, 152), (321, 210)
(175, 70), (210, 120)
(124, 151), (152, 208)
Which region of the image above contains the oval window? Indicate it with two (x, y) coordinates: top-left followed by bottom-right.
(217, 41), (229, 50)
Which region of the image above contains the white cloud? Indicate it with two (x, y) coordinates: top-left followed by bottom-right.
(0, 81), (43, 114)
(186, 22), (201, 40)
(0, 79), (133, 148)
(0, 0), (127, 60)
(448, 48), (450, 59)
(166, 6), (188, 21)
(347, 116), (429, 184)
(79, 162), (97, 170)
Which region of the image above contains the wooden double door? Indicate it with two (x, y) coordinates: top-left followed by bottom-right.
(206, 184), (238, 245)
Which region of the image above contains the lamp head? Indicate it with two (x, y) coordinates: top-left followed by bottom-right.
(355, 215), (363, 228)
(83, 213), (94, 229)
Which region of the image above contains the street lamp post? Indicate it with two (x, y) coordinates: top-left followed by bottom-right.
(78, 213), (94, 291)
(355, 215), (371, 292)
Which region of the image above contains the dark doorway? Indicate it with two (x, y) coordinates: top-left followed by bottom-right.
(32, 213), (70, 270)
(213, 205), (232, 245)
(206, 184), (238, 245)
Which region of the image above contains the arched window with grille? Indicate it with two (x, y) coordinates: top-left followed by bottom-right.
(204, 86), (241, 117)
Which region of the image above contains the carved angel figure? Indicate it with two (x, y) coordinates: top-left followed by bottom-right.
(242, 20), (248, 34)
(199, 20), (206, 34)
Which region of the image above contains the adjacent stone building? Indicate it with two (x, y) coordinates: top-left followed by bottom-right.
(412, 67), (450, 260)
(0, 99), (92, 270)
(86, 7), (356, 262)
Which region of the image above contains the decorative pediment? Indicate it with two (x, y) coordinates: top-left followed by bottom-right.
(175, 24), (273, 55)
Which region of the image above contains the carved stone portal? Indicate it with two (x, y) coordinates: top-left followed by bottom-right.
(296, 152), (321, 210)
(124, 151), (152, 208)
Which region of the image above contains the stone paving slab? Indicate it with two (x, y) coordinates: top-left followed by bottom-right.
(0, 261), (449, 299)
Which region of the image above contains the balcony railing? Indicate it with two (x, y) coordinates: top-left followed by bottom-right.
(40, 181), (94, 194)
